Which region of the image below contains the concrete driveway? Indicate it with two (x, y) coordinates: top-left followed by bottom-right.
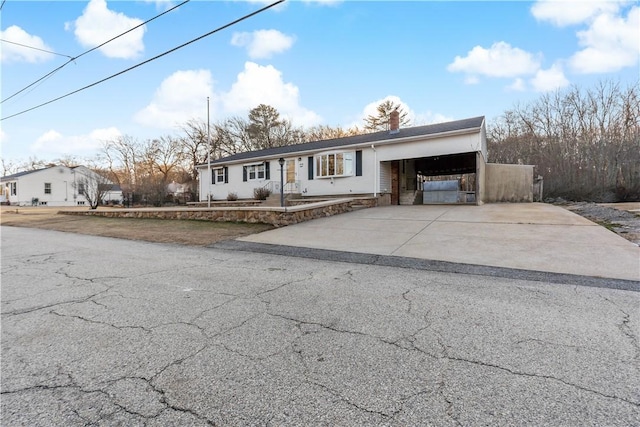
(238, 203), (640, 281)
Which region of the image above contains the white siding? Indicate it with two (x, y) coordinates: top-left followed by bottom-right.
(375, 132), (483, 162)
(379, 162), (392, 194)
(196, 123), (487, 201)
(1, 166), (116, 207)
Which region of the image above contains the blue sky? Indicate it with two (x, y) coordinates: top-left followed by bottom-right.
(1, 0), (638, 164)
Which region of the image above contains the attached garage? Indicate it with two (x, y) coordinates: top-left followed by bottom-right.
(197, 113), (535, 205)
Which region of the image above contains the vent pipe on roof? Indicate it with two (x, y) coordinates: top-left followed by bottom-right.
(389, 109), (400, 134)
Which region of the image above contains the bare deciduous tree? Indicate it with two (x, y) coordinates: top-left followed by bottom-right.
(488, 80), (640, 201)
(74, 166), (114, 210)
(304, 124), (363, 141)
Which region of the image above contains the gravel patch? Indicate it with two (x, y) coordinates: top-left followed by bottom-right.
(565, 202), (640, 246)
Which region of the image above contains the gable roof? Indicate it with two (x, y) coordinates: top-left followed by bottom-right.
(1, 165), (94, 181)
(0, 166), (54, 181)
(199, 116), (484, 167)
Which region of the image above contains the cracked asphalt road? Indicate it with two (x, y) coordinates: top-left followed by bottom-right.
(2, 226), (639, 426)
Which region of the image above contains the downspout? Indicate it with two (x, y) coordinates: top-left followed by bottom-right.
(371, 144), (377, 197)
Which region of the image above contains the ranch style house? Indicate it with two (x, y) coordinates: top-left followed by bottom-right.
(196, 113), (536, 206)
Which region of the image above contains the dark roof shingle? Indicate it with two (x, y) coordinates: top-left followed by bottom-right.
(202, 116), (484, 167)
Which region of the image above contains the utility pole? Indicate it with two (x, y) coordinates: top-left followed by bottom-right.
(207, 96), (211, 208)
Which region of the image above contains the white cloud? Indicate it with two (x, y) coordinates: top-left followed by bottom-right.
(71, 0), (145, 59)
(569, 6), (639, 73)
(231, 29), (295, 59)
(134, 69), (215, 129)
(243, 0), (288, 12)
(447, 42), (541, 79)
(221, 62), (321, 127)
(142, 0), (176, 11)
(359, 95), (416, 124)
(531, 0), (622, 27)
(508, 78), (527, 92)
(29, 127), (121, 155)
(302, 0), (343, 6)
(413, 111), (454, 126)
(0, 26), (55, 64)
(464, 75), (480, 85)
(530, 64), (570, 92)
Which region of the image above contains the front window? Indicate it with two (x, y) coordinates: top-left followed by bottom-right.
(247, 164), (265, 181)
(78, 183), (86, 195)
(315, 152), (354, 178)
(44, 183), (51, 194)
(214, 168), (226, 184)
(10, 182), (16, 196)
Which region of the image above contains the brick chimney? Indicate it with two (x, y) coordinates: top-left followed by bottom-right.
(389, 109), (400, 134)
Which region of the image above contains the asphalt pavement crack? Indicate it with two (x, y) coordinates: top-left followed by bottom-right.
(444, 354), (640, 407)
(188, 296), (242, 325)
(597, 293), (640, 361)
(1, 288), (111, 317)
(257, 274), (313, 297)
(135, 375), (216, 425)
(401, 289), (414, 313)
(436, 376), (462, 427)
(306, 379), (393, 419)
(49, 310), (152, 333)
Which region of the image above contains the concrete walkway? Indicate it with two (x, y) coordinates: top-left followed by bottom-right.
(238, 203), (640, 281)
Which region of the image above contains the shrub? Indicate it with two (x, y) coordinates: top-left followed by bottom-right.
(227, 192), (238, 201)
(253, 187), (271, 200)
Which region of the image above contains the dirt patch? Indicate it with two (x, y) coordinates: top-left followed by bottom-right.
(564, 202), (640, 246)
(0, 207), (274, 246)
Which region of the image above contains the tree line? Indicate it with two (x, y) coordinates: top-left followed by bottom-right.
(487, 81), (639, 201)
(3, 81), (638, 204)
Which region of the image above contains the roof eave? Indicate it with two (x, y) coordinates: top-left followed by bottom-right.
(196, 125), (483, 168)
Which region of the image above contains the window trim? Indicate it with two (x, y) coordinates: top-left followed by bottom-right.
(213, 167), (227, 184)
(315, 151), (355, 179)
(243, 162), (269, 182)
(44, 182), (52, 194)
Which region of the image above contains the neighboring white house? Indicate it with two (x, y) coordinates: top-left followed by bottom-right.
(0, 165), (123, 207)
(196, 114), (535, 205)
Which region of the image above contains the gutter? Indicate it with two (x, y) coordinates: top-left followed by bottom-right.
(371, 144), (377, 197)
(195, 127), (483, 169)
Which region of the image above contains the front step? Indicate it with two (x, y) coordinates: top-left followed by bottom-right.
(399, 190), (419, 205)
(263, 193), (301, 207)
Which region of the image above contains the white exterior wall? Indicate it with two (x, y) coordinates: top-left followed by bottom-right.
(302, 150), (373, 197)
(199, 151), (378, 201)
(226, 162), (272, 200)
(375, 132), (483, 163)
(379, 162), (392, 194)
(2, 167), (91, 207)
(196, 126), (486, 201)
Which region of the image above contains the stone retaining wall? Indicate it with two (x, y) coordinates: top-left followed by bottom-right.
(61, 198), (378, 227)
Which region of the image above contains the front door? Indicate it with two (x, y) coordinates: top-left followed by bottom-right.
(285, 160), (297, 192)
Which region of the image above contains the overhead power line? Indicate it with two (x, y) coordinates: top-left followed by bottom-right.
(1, 0), (191, 104)
(0, 39), (74, 59)
(2, 0), (285, 121)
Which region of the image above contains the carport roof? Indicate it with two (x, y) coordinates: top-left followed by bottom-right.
(198, 116), (485, 167)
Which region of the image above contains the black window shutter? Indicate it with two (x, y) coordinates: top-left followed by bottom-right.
(224, 166), (228, 183)
(356, 150), (362, 176)
(211, 170), (215, 184)
(308, 157), (314, 180)
(243, 166), (247, 182)
(265, 161), (270, 180)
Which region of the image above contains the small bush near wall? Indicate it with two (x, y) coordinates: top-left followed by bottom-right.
(227, 192), (238, 201)
(253, 187), (271, 200)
